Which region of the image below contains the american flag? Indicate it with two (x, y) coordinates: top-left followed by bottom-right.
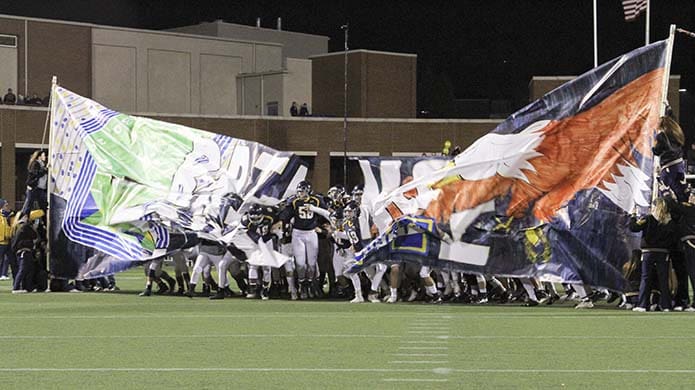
(622, 0), (648, 21)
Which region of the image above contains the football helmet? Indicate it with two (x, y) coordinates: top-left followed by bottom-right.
(343, 200), (360, 220)
(248, 204), (264, 224)
(297, 180), (312, 199)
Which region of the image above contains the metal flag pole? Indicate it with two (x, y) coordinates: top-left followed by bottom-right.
(593, 0), (598, 68)
(645, 0), (650, 45)
(46, 76), (57, 275)
(651, 25), (676, 204)
(341, 24), (349, 188)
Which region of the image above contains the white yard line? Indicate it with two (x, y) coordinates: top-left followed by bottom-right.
(14, 334), (678, 341)
(407, 331), (449, 334)
(0, 334), (403, 340)
(0, 313), (689, 320)
(0, 367), (691, 374)
(382, 378), (448, 382)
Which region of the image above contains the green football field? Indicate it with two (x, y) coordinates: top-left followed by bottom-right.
(1, 269), (695, 389)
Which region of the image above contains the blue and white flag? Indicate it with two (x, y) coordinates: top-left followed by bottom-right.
(48, 87), (306, 279)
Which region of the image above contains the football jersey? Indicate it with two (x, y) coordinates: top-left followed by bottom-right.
(341, 217), (365, 252)
(242, 206), (278, 242)
(279, 194), (327, 231)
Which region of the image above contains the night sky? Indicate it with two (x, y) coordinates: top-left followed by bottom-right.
(2, 0), (694, 111)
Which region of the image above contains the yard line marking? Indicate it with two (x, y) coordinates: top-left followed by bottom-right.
(1, 313), (691, 320)
(382, 379), (448, 382)
(401, 341), (448, 344)
(0, 368), (438, 373)
(0, 334), (409, 340)
(399, 347), (449, 350)
(389, 361), (450, 364)
(408, 327), (450, 330)
(392, 354), (449, 357)
(454, 369), (695, 374)
(407, 331), (449, 334)
(1, 367), (694, 374)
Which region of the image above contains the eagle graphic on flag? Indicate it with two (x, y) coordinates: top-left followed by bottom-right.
(351, 40), (670, 291)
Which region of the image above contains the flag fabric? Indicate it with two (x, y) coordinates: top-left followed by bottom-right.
(622, 0), (648, 21)
(349, 40), (670, 291)
(49, 87), (307, 279)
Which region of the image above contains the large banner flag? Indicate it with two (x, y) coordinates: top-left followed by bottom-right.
(350, 40), (670, 291)
(49, 87), (307, 279)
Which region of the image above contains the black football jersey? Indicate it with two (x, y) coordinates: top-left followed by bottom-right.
(279, 194), (327, 231)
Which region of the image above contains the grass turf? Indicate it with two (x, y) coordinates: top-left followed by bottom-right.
(1, 268), (695, 389)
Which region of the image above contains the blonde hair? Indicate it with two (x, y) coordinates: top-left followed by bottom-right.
(27, 150), (46, 169)
(652, 197), (671, 225)
(660, 116), (685, 147)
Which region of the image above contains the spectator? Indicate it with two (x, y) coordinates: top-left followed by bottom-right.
(21, 150), (48, 216)
(290, 101), (299, 117)
(3, 88), (16, 105)
(299, 103), (310, 116)
(26, 94), (42, 105)
(0, 199), (15, 281)
(687, 143), (695, 174)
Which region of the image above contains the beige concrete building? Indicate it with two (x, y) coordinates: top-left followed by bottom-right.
(310, 50), (418, 118)
(168, 20), (328, 117)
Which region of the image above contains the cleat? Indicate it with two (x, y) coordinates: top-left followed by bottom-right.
(368, 291), (380, 303)
(674, 306), (684, 312)
(261, 288), (270, 301)
(623, 303), (634, 310)
(632, 307), (647, 312)
(350, 295), (364, 303)
(428, 295), (444, 304)
(138, 289), (151, 297)
(209, 290), (225, 300)
(300, 284), (308, 300)
(476, 297), (489, 304)
(183, 290), (194, 298)
(685, 306), (695, 312)
(606, 291), (620, 304)
(386, 295), (398, 304)
(246, 291), (258, 299)
(12, 289), (28, 294)
(290, 290), (299, 301)
(524, 300), (539, 307)
(575, 300), (594, 309)
(155, 284), (169, 295)
(407, 289), (418, 302)
(546, 293), (560, 305)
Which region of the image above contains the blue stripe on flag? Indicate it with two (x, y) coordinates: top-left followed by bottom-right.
(62, 153), (144, 259)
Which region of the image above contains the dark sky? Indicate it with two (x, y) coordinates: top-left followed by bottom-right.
(2, 0), (695, 106)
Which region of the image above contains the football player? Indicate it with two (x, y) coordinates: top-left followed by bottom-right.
(278, 181), (330, 299)
(341, 201), (385, 303)
(242, 204), (279, 300)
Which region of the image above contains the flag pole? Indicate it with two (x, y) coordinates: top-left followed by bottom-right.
(46, 76), (57, 278)
(660, 25), (676, 116)
(645, 0), (650, 45)
(651, 25), (676, 204)
(593, 0), (598, 67)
